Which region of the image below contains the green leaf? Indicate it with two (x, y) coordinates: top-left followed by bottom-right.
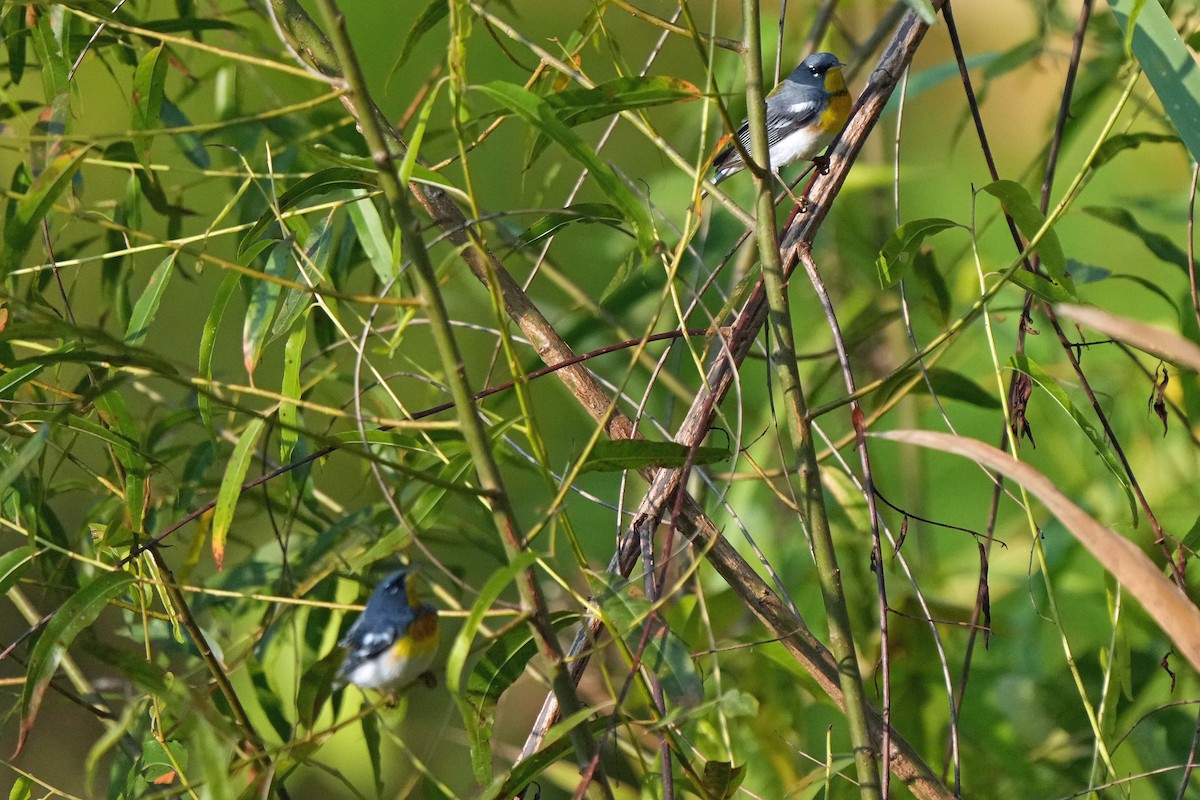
(346, 191), (396, 283)
(160, 98), (211, 169)
(393, 0), (448, 70)
(447, 549), (539, 785)
(243, 239), (291, 376)
(362, 706), (384, 797)
(579, 439), (729, 474)
(1010, 356), (1137, 525)
(905, 368), (1001, 409)
(1092, 131), (1180, 169)
(211, 417), (266, 570)
(1082, 206), (1189, 273)
(140, 738), (187, 785)
(0, 426), (49, 501)
(1, 147), (90, 275)
(0, 363), (44, 400)
(513, 203), (626, 250)
(239, 168), (370, 256)
(297, 643), (341, 730)
(2, 4), (28, 86)
(93, 390), (147, 535)
(981, 180), (1069, 288)
(1002, 266), (1077, 304)
(18, 570), (136, 755)
(527, 76), (700, 163)
(132, 45), (168, 165)
(476, 81), (657, 255)
(0, 546), (33, 597)
(702, 760), (746, 800)
(124, 252), (177, 347)
(279, 324), (306, 465)
(199, 271), (240, 442)
(599, 577), (703, 708)
(874, 217), (960, 287)
(1108, 0), (1200, 165)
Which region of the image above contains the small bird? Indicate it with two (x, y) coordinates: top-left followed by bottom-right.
(711, 52), (851, 194)
(337, 566), (439, 692)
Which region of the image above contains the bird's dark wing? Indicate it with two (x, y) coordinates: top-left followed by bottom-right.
(338, 622), (399, 673)
(713, 93), (823, 177)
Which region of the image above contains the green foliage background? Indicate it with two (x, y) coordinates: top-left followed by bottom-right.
(2, 0), (1200, 798)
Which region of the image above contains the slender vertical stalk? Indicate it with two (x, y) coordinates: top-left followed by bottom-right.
(307, 0), (609, 790)
(738, 1), (881, 797)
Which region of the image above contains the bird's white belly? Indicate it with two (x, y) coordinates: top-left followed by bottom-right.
(343, 648), (434, 690)
(769, 125), (831, 169)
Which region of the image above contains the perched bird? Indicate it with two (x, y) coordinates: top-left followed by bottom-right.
(711, 52), (851, 192)
(337, 566), (439, 692)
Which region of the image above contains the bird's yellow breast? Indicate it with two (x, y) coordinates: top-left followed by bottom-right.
(820, 68), (852, 133)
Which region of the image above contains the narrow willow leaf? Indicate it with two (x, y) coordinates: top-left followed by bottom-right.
(362, 706), (384, 797)
(0, 546), (33, 597)
(28, 9), (68, 100)
(346, 191), (395, 283)
(980, 180), (1068, 287)
(513, 203), (625, 250)
(239, 168), (369, 256)
(879, 430), (1200, 673)
(463, 612), (579, 786)
(393, 0), (448, 70)
(279, 324), (306, 465)
(1010, 355), (1137, 525)
(1002, 268), (1077, 303)
(297, 647), (341, 730)
(1108, 0), (1200, 164)
(243, 239), (291, 377)
(528, 76), (700, 164)
(199, 271), (240, 442)
(93, 391), (147, 535)
(2, 4), (28, 85)
(482, 714), (607, 800)
(874, 217), (960, 287)
(702, 761), (746, 800)
(477, 81), (657, 255)
(579, 439), (729, 474)
(131, 45), (167, 165)
(272, 214), (331, 338)
(906, 368), (1001, 409)
(1, 147), (90, 274)
(0, 363), (44, 399)
(447, 549), (539, 785)
(1082, 206), (1189, 273)
(600, 581), (704, 708)
(159, 98), (211, 169)
(211, 417), (266, 570)
(17, 570), (136, 755)
(124, 252), (177, 346)
(1093, 132), (1179, 168)
(0, 426), (49, 499)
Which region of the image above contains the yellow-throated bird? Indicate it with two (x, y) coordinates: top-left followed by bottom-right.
(712, 52), (851, 192)
(337, 566), (439, 692)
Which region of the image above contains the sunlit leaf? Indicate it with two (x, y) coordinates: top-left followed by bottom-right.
(18, 570), (136, 755)
(874, 217), (960, 287)
(1108, 0), (1200, 164)
(1010, 355), (1137, 525)
(477, 81), (657, 255)
(1, 147), (90, 274)
(579, 439), (729, 473)
(1082, 206), (1189, 273)
(124, 252), (177, 347)
(981, 180), (1068, 288)
(211, 417), (266, 570)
